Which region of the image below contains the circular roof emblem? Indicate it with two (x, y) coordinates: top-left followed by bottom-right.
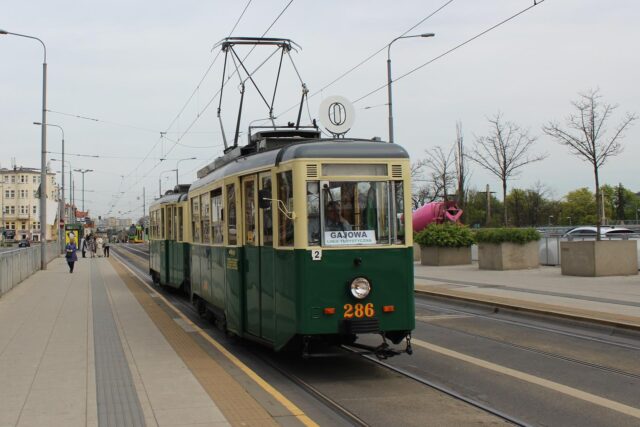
(328, 102), (346, 126)
(319, 96), (355, 135)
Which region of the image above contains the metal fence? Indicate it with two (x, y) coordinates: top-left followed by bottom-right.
(0, 243), (60, 297)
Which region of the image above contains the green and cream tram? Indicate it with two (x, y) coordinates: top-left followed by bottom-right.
(150, 130), (414, 356)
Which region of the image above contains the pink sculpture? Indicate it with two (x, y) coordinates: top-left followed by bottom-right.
(413, 201), (463, 232)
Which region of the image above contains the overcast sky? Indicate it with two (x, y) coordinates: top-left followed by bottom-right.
(2, 0), (638, 219)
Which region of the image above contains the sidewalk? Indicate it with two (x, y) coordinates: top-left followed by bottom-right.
(0, 256), (311, 427)
(414, 262), (640, 330)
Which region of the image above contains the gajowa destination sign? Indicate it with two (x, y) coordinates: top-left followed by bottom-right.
(324, 230), (376, 246)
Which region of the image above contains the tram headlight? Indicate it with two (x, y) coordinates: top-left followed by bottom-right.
(350, 277), (371, 299)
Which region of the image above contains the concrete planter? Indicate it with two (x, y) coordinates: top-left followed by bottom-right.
(560, 240), (638, 277)
(413, 243), (421, 262)
(478, 241), (539, 270)
(420, 246), (471, 266)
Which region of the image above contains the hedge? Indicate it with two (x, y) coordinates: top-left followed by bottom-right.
(474, 228), (541, 245)
(414, 223), (475, 248)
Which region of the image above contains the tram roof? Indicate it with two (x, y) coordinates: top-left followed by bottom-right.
(149, 191), (189, 209)
(190, 139), (409, 192)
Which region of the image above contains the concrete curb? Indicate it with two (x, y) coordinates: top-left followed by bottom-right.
(415, 288), (640, 333)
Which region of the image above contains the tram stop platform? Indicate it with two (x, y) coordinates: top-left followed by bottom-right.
(0, 256), (313, 427)
(414, 262), (640, 331)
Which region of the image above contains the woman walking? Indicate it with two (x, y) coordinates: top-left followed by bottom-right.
(65, 233), (78, 273)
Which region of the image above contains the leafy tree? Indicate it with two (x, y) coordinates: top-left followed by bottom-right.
(561, 188), (597, 226)
(462, 188), (503, 227)
(543, 89), (637, 239)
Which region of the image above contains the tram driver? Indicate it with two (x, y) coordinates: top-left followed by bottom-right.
(325, 201), (352, 231)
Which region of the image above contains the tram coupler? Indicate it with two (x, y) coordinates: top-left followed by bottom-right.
(405, 334), (413, 355)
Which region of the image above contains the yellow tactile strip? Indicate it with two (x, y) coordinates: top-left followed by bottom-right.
(416, 285), (640, 330)
(109, 258), (287, 426)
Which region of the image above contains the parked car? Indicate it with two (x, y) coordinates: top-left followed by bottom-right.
(18, 239), (31, 247)
(562, 226), (635, 239)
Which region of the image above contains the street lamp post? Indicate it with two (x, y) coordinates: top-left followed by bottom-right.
(74, 169), (93, 212)
(567, 216), (572, 226)
(176, 157), (196, 187)
(1, 29), (48, 269)
(35, 122), (64, 251)
(159, 169), (177, 197)
(51, 158), (72, 224)
(387, 33), (434, 144)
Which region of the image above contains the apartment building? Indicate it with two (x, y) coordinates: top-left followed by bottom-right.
(1, 166), (59, 241)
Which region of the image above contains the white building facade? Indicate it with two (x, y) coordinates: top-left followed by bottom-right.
(1, 166), (59, 242)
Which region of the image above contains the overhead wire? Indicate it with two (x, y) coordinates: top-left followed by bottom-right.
(275, 0), (456, 118)
(353, 0), (548, 104)
(107, 0), (263, 213)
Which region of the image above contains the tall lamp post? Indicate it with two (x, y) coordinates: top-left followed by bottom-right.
(1, 29), (48, 269)
(35, 122), (64, 251)
(74, 169), (93, 212)
(159, 169), (177, 197)
(176, 157), (196, 187)
(387, 33), (434, 144)
(51, 158), (72, 223)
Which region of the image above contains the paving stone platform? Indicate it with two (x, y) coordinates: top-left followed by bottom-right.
(0, 256), (311, 427)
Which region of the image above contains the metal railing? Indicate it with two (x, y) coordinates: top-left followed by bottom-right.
(0, 242), (59, 297)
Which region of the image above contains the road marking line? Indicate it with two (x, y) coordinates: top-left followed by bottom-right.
(112, 252), (318, 427)
(416, 314), (470, 321)
(412, 337), (640, 419)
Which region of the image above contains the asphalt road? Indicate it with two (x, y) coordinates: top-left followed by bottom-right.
(371, 296), (640, 426)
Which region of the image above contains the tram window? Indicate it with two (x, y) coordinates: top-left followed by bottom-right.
(226, 184), (237, 245)
(261, 176), (273, 247)
(278, 171), (294, 247)
(321, 181), (391, 245)
(244, 180), (256, 246)
(160, 208), (165, 239)
(167, 206), (173, 240)
(201, 194), (211, 244)
(211, 189), (223, 245)
(191, 197), (200, 243)
(307, 182), (320, 245)
(177, 207), (184, 241)
(394, 181), (405, 244)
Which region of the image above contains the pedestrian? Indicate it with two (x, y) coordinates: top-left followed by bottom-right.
(81, 236), (87, 258)
(96, 236), (104, 257)
(89, 236), (96, 258)
(104, 239), (110, 257)
(65, 233), (78, 273)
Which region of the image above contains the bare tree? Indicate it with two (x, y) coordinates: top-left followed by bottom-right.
(454, 121), (469, 210)
(423, 145), (456, 200)
(543, 89), (636, 239)
(469, 113), (547, 226)
(410, 160), (438, 209)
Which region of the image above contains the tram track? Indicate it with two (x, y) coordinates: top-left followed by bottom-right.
(343, 346), (530, 427)
(417, 317), (640, 382)
(415, 298), (640, 352)
(112, 245), (517, 425)
(112, 244), (640, 425)
(110, 245), (367, 426)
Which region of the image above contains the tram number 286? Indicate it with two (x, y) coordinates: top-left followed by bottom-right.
(343, 303), (375, 319)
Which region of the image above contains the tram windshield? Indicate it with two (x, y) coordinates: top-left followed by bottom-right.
(307, 181), (405, 246)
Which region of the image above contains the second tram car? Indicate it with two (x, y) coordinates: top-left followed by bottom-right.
(149, 129), (414, 356)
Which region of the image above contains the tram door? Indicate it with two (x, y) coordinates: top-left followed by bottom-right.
(258, 172), (274, 342)
(241, 175), (261, 338)
(241, 173), (275, 342)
